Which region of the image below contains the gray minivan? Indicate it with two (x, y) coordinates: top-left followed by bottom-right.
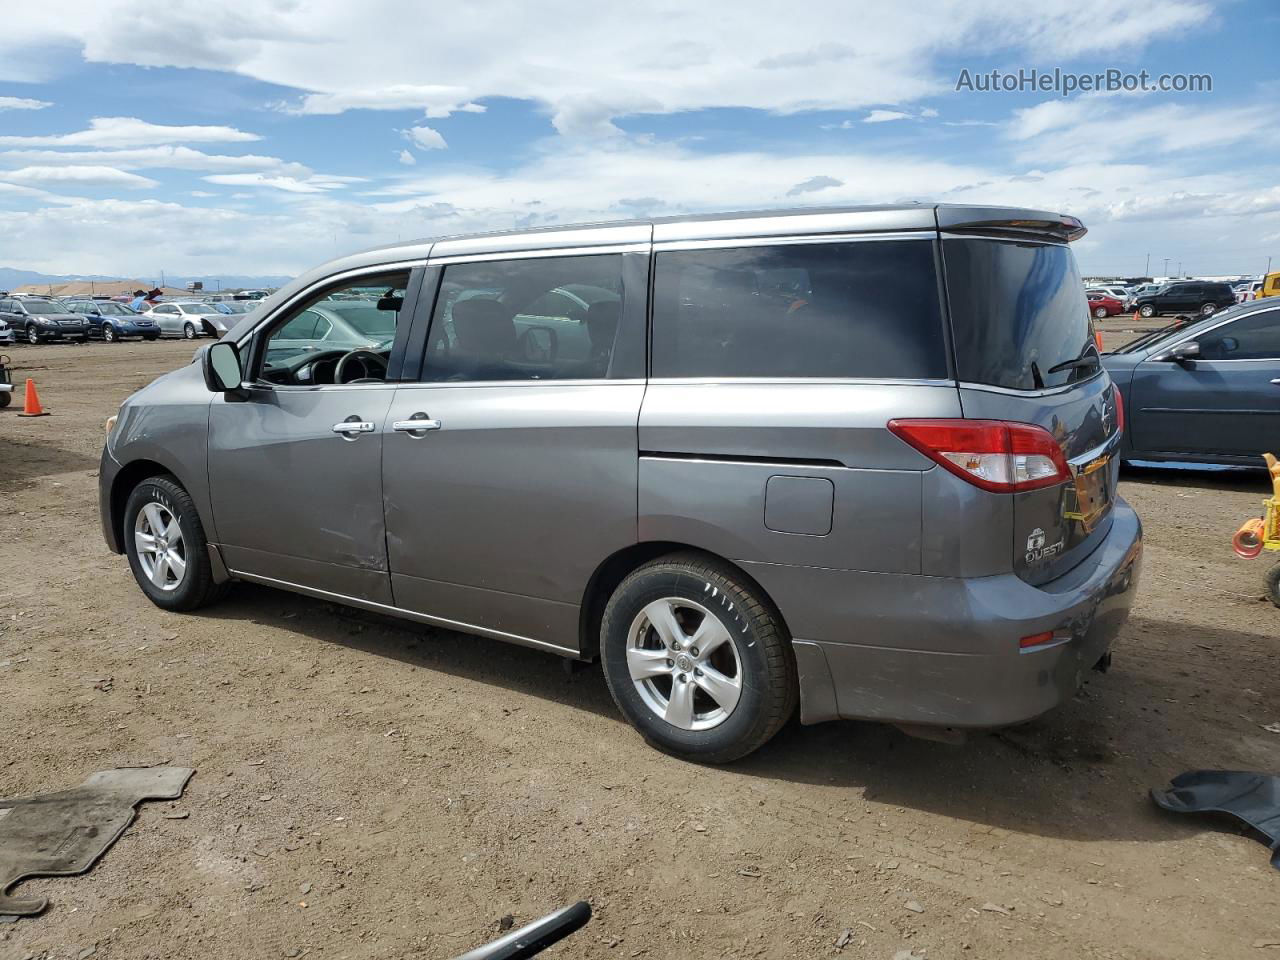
(99, 204), (1142, 762)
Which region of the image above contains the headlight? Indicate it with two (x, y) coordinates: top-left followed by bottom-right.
(105, 414), (117, 435)
(36, 317), (53, 325)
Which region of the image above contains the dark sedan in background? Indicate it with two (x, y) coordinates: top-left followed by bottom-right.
(65, 299), (160, 342)
(1103, 299), (1280, 466)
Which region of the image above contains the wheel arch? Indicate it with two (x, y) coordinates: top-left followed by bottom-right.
(106, 458), (179, 553)
(577, 540), (792, 659)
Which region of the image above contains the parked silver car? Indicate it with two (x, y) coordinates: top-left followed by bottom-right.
(143, 300), (229, 339)
(99, 205), (1142, 762)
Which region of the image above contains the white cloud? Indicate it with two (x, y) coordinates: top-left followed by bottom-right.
(285, 84), (484, 116)
(0, 145), (306, 175)
(0, 96), (52, 111)
(863, 110), (913, 123)
(397, 149), (416, 166)
(202, 172), (363, 194)
(0, 117), (260, 148)
(1008, 98), (1279, 164)
(0, 165), (158, 188)
(0, 0), (1213, 130)
(403, 125), (447, 151)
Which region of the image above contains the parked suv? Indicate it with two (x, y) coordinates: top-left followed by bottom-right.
(0, 296), (89, 343)
(66, 299), (160, 342)
(1133, 281), (1237, 318)
(100, 204), (1142, 762)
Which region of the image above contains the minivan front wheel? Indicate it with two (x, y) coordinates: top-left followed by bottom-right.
(123, 476), (228, 611)
(600, 553), (797, 763)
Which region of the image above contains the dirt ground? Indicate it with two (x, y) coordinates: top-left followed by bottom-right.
(1, 326), (1277, 960)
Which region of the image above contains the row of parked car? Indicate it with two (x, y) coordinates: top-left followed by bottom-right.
(1084, 276), (1279, 320)
(0, 295), (260, 345)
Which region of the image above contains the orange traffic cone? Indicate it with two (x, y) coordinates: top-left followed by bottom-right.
(16, 378), (48, 417)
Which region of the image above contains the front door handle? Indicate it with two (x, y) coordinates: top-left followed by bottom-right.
(392, 413), (442, 435)
(333, 418), (376, 438)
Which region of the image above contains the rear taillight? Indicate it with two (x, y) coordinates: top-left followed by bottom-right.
(1112, 385), (1125, 435)
(887, 419), (1070, 493)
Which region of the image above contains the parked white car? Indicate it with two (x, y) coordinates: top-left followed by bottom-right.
(143, 301), (230, 339)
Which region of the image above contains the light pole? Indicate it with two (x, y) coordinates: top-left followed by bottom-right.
(1145, 253), (1150, 275)
(1162, 258), (1170, 277)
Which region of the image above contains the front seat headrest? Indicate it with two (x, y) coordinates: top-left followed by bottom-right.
(451, 298), (516, 356)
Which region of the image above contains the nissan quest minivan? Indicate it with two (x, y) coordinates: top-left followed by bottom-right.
(100, 204), (1142, 762)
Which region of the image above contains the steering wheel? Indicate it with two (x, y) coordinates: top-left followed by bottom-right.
(334, 349), (388, 384)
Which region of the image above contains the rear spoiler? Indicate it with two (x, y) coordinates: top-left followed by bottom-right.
(935, 205), (1087, 243)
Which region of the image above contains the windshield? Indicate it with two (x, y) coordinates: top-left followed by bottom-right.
(945, 239), (1095, 390)
(22, 300), (72, 315)
(102, 302), (134, 315)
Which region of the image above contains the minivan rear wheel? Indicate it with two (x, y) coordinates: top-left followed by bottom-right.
(600, 553), (797, 763)
(123, 476), (229, 611)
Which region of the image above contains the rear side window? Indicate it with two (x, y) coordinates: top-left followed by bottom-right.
(945, 238), (1094, 391)
(651, 240), (946, 379)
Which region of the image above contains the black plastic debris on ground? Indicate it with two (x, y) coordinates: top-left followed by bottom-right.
(0, 766), (194, 918)
(1151, 770), (1280, 870)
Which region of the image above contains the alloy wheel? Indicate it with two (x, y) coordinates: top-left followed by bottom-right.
(134, 501), (187, 592)
(102, 324), (116, 342)
(625, 597), (743, 731)
(26, 325), (38, 344)
(184, 322), (196, 339)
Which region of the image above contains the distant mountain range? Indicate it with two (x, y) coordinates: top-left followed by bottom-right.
(0, 266), (292, 292)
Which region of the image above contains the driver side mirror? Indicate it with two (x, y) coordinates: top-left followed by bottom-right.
(1156, 341), (1200, 364)
(203, 340), (246, 396)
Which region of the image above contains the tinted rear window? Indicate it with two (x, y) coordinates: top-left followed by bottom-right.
(944, 238), (1093, 391)
(651, 240), (946, 379)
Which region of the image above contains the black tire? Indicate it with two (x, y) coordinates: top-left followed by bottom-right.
(102, 323), (117, 343)
(1138, 304), (1155, 318)
(144, 334), (159, 342)
(1265, 562), (1280, 609)
(0, 390), (9, 408)
(25, 324), (40, 345)
(123, 476), (229, 612)
(600, 552), (797, 763)
(1093, 307), (1108, 319)
(183, 322), (197, 340)
(1199, 302), (1216, 317)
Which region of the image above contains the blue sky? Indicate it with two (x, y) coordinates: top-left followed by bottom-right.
(0, 0), (1277, 280)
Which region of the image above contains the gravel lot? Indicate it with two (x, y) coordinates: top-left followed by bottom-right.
(1, 328), (1278, 960)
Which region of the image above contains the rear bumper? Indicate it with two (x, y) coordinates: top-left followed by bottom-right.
(745, 497), (1143, 729)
